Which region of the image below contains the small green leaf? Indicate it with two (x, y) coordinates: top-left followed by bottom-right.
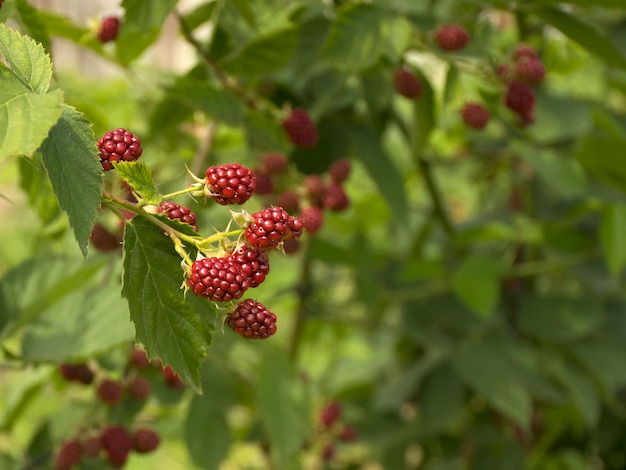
(40, 105), (104, 257)
(0, 22), (51, 93)
(412, 69), (435, 154)
(114, 162), (161, 205)
(221, 27), (299, 79)
(18, 154), (61, 225)
(122, 217), (215, 391)
(245, 108), (290, 152)
(257, 347), (310, 466)
(535, 7), (626, 69)
(601, 204), (626, 277)
(575, 135), (626, 194)
(171, 79), (245, 126)
(451, 254), (505, 318)
(418, 364), (466, 435)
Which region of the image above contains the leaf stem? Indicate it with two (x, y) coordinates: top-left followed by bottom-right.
(160, 184), (203, 201)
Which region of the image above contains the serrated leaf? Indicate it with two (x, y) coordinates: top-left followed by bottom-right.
(535, 7), (626, 69)
(40, 105), (104, 257)
(21, 284), (133, 362)
(171, 79), (245, 126)
(114, 162), (161, 205)
(0, 23), (51, 93)
(451, 254), (505, 318)
(221, 27), (299, 79)
(18, 154), (60, 225)
(601, 204), (626, 277)
(122, 217), (215, 391)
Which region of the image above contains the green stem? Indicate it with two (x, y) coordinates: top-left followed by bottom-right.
(288, 248), (312, 362)
(160, 184), (203, 201)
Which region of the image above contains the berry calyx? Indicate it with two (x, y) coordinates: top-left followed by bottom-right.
(127, 376), (151, 400)
(244, 207), (303, 251)
(434, 24), (470, 51)
(97, 379), (123, 405)
(97, 16), (120, 43)
(301, 206), (324, 235)
(282, 108), (319, 148)
(132, 428), (160, 454)
(328, 159), (352, 184)
(261, 153), (289, 174)
(513, 57), (546, 86)
(229, 245), (270, 288)
(187, 256), (249, 301)
(100, 426), (133, 468)
(460, 102), (491, 130)
(505, 81), (536, 121)
(97, 128), (142, 171)
(159, 201), (199, 231)
(205, 163), (256, 205)
(393, 68), (422, 99)
(59, 363), (94, 385)
(227, 299), (278, 339)
(55, 439), (82, 470)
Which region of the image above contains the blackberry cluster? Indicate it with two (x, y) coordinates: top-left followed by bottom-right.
(434, 24), (470, 51)
(244, 206), (304, 251)
(187, 256), (250, 301)
(314, 401), (360, 465)
(460, 102), (491, 130)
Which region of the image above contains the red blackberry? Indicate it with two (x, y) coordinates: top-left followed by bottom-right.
(97, 16), (120, 43)
(322, 184), (350, 212)
(277, 190), (300, 213)
(393, 68), (422, 99)
(512, 44), (539, 61)
(97, 128), (142, 171)
(434, 24), (470, 51)
(322, 444), (336, 461)
(205, 163), (256, 205)
(496, 64), (510, 80)
(55, 439), (82, 470)
(253, 170), (275, 195)
(505, 81), (535, 119)
(320, 401), (342, 428)
(81, 436), (102, 458)
(301, 206), (324, 235)
(513, 57), (546, 86)
(230, 245), (270, 288)
(100, 426), (133, 468)
(132, 428), (160, 454)
(244, 207), (303, 251)
(338, 425), (358, 442)
(328, 159), (351, 183)
(162, 365), (184, 389)
(129, 347), (150, 369)
(127, 376), (151, 400)
(159, 201), (199, 231)
(283, 238), (300, 254)
(304, 174), (327, 200)
(262, 153), (289, 174)
(460, 102), (490, 130)
(59, 363), (94, 385)
(227, 299), (277, 339)
(90, 223), (121, 251)
(187, 256), (249, 301)
(282, 108), (319, 148)
(97, 379), (123, 405)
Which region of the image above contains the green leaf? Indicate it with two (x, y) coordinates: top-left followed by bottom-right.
(575, 134), (626, 194)
(221, 27), (299, 79)
(245, 108), (290, 153)
(231, 0), (256, 28)
(451, 254), (505, 318)
(170, 79), (245, 126)
(347, 123), (409, 224)
(40, 105), (104, 257)
(122, 217), (215, 391)
(518, 296), (604, 343)
(0, 22), (51, 93)
(535, 7), (626, 69)
(14, 0), (51, 55)
(601, 204), (626, 277)
(321, 3), (410, 71)
(257, 346), (310, 465)
(452, 337), (532, 429)
(21, 284), (133, 362)
(114, 162), (161, 205)
(418, 364), (466, 435)
(116, 0), (179, 64)
(412, 69), (435, 154)
(571, 339), (626, 393)
(36, 10), (103, 53)
(18, 154), (60, 225)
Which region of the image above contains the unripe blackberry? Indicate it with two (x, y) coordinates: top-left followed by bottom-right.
(227, 299), (277, 339)
(162, 365), (184, 389)
(97, 379), (123, 405)
(505, 81), (535, 118)
(129, 347), (150, 369)
(435, 24), (470, 51)
(328, 159), (351, 183)
(59, 363), (94, 385)
(304, 174), (327, 200)
(97, 16), (120, 43)
(100, 426), (133, 468)
(253, 170), (275, 195)
(277, 190), (300, 213)
(262, 153), (289, 174)
(90, 223), (121, 252)
(322, 184), (350, 212)
(283, 238), (300, 254)
(55, 439), (82, 470)
(244, 206), (303, 251)
(81, 436), (102, 458)
(187, 256), (249, 301)
(159, 201), (199, 231)
(512, 44), (539, 61)
(132, 428), (160, 454)
(230, 245), (270, 288)
(205, 163), (256, 205)
(127, 376), (151, 400)
(460, 102), (490, 130)
(282, 108), (319, 148)
(97, 128), (142, 171)
(320, 401), (342, 428)
(301, 206), (324, 235)
(393, 68), (422, 99)
(513, 57), (546, 86)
